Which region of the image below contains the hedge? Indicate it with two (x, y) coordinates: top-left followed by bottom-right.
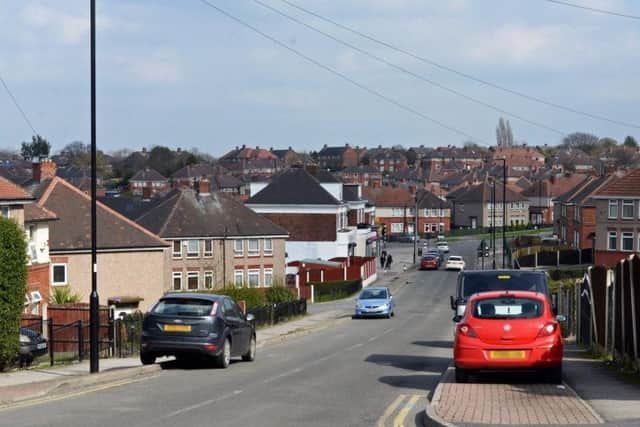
(0, 217), (28, 370)
(548, 268), (586, 281)
(177, 286), (296, 309)
(309, 279), (362, 303)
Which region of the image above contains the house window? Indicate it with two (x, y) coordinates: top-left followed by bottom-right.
(186, 240), (199, 258)
(1, 206), (9, 218)
(172, 240), (182, 258)
(204, 271), (214, 289)
(607, 231), (617, 251)
(172, 272), (182, 291)
(263, 239), (273, 255)
(204, 240), (213, 257)
(234, 270), (244, 288)
(561, 205), (566, 216)
(439, 223), (445, 233)
(248, 239), (260, 255)
(264, 269), (273, 287)
(391, 223), (403, 233)
(622, 232), (634, 251)
(392, 208), (403, 217)
(187, 272), (199, 290)
(574, 207), (580, 222)
(424, 224), (430, 232)
(608, 200), (618, 219)
(622, 200), (634, 219)
(52, 264), (67, 286)
(234, 240), (244, 256)
(248, 270), (260, 288)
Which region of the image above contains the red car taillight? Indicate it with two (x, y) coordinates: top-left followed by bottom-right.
(457, 323), (477, 338)
(537, 322), (558, 338)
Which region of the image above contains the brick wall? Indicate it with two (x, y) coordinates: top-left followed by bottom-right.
(595, 250), (632, 268)
(26, 263), (50, 315)
(261, 213), (337, 241)
(342, 148), (359, 168)
(348, 210), (358, 226)
(579, 207), (596, 249)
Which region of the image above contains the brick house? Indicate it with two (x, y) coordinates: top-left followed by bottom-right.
(421, 146), (485, 172)
(362, 186), (415, 237)
(553, 175), (608, 250)
(246, 167), (370, 260)
(341, 166), (383, 188)
(448, 179), (530, 229)
(171, 163), (225, 188)
(130, 181), (289, 290)
(218, 145), (281, 175)
(369, 148), (408, 173)
(129, 167), (169, 197)
(591, 170), (640, 266)
(34, 177), (170, 312)
(522, 173), (589, 225)
(316, 144), (359, 171)
(416, 189), (452, 235)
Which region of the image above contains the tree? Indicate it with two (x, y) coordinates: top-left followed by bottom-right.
(20, 135), (51, 160)
(360, 153), (370, 166)
(561, 132), (600, 155)
(0, 217), (27, 370)
(624, 135), (638, 149)
(58, 141), (112, 177)
(495, 118), (513, 148)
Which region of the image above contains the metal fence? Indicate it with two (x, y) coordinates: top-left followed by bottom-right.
(47, 318), (113, 366)
(247, 299), (308, 329)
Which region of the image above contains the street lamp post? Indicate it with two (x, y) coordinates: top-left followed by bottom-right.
(496, 158), (507, 269)
(89, 0), (100, 374)
(413, 193), (418, 264)
(491, 180), (496, 270)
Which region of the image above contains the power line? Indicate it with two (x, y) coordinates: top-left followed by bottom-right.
(542, 0), (640, 20)
(0, 73), (37, 135)
(254, 0), (567, 136)
(197, 0), (487, 144)
(278, 0), (640, 130)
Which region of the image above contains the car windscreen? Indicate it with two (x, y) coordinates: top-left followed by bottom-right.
(423, 256), (436, 260)
(359, 289), (387, 300)
(460, 272), (547, 299)
(472, 297), (543, 319)
(449, 257), (462, 261)
(152, 298), (214, 316)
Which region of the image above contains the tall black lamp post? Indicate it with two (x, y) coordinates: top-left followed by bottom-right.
(495, 157), (507, 268)
(491, 179), (496, 269)
(89, 0), (100, 373)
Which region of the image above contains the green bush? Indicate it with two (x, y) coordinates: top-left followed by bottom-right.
(213, 287), (266, 309)
(265, 286), (294, 304)
(0, 217), (28, 370)
(50, 286), (82, 304)
(310, 280), (362, 303)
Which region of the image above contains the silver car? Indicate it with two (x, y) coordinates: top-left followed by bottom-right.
(354, 287), (395, 318)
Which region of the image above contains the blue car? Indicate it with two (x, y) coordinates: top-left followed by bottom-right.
(354, 287), (395, 318)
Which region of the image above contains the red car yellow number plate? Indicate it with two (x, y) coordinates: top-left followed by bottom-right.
(164, 324), (192, 332)
(489, 350), (526, 359)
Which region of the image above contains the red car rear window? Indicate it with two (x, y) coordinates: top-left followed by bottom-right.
(471, 297), (543, 319)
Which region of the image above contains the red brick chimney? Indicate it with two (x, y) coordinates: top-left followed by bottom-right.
(32, 159), (57, 183)
(197, 178), (210, 196)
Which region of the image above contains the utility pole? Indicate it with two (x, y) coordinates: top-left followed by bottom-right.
(413, 193), (418, 264)
(89, 0), (99, 374)
(492, 180), (496, 270)
(496, 157), (507, 269)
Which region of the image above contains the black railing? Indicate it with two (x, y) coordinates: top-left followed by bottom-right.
(47, 318), (113, 366)
(247, 299), (307, 328)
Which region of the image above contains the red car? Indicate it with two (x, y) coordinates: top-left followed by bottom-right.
(453, 290), (563, 384)
(420, 255), (439, 270)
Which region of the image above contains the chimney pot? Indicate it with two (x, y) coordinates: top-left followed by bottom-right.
(32, 159), (57, 183)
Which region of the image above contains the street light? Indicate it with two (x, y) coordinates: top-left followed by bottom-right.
(89, 0), (100, 373)
(491, 179), (496, 270)
(495, 157), (507, 269)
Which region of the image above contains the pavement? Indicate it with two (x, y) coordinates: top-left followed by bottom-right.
(0, 242), (416, 409)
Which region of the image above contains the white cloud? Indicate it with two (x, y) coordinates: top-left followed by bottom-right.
(21, 3), (114, 45)
(119, 50), (183, 84)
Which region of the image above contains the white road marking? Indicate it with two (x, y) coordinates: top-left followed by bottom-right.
(346, 343), (364, 351)
(368, 336), (379, 342)
(163, 390), (243, 418)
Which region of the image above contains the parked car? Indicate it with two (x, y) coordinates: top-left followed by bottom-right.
(436, 241), (450, 253)
(453, 290), (564, 383)
(398, 233), (416, 243)
(354, 287), (395, 318)
(421, 255), (439, 270)
(140, 293), (256, 369)
(19, 328), (48, 367)
(450, 270), (552, 320)
(426, 250), (444, 265)
(445, 255), (466, 271)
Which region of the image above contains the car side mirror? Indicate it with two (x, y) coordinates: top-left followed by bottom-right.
(389, 295), (393, 299)
(452, 315), (462, 323)
(555, 314), (567, 322)
(246, 313), (255, 322)
(450, 296), (456, 310)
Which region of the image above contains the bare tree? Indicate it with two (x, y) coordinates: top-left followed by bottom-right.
(496, 118), (513, 148)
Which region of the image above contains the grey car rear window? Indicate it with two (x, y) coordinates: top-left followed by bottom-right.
(152, 298), (213, 316)
(460, 273), (547, 299)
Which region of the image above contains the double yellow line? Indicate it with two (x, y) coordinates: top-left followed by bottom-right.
(377, 394), (422, 427)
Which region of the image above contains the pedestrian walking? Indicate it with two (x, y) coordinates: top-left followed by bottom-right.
(385, 253), (393, 271)
(380, 251), (387, 269)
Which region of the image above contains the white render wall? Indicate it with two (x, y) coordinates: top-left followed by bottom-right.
(286, 241), (350, 262)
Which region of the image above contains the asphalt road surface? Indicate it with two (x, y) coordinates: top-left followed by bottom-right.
(2, 241), (481, 427)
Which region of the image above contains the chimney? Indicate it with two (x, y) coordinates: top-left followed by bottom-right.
(197, 177), (211, 196)
(306, 164), (319, 176)
(242, 144), (246, 149)
(176, 147), (182, 153)
(345, 143), (350, 147)
(142, 147), (147, 153)
(256, 146), (260, 150)
(32, 159), (57, 183)
(142, 185), (152, 201)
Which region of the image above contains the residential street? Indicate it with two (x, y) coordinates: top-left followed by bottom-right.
(0, 241), (479, 427)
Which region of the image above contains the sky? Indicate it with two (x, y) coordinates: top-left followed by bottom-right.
(0, 0), (639, 157)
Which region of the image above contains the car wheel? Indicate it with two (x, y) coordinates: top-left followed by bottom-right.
(216, 337), (231, 369)
(545, 366), (562, 384)
(140, 352), (156, 365)
(242, 335), (256, 362)
(455, 367), (469, 383)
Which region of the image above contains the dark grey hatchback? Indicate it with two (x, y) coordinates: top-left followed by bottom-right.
(140, 293), (256, 369)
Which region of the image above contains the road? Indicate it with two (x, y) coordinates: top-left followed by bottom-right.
(1, 241), (480, 427)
